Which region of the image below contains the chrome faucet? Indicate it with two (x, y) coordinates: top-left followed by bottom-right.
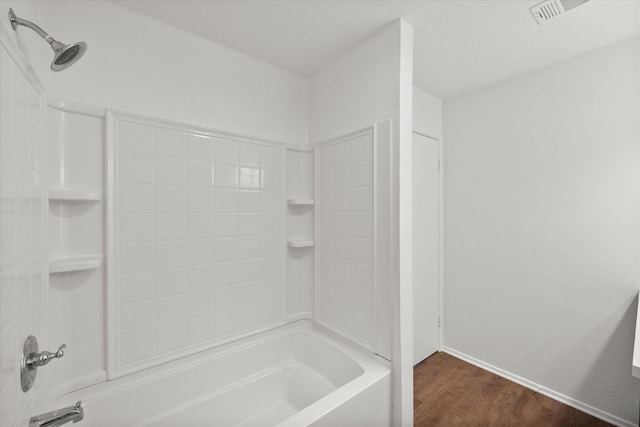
(27, 344), (66, 368)
(21, 336), (67, 392)
(29, 401), (84, 427)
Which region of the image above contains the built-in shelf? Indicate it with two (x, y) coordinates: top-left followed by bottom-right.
(49, 255), (102, 274)
(287, 199), (315, 206)
(49, 189), (102, 202)
(287, 240), (315, 248)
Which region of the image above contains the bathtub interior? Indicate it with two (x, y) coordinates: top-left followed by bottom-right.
(56, 323), (385, 427)
(140, 328), (366, 427)
(145, 360), (336, 427)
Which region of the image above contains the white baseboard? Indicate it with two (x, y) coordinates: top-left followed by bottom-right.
(442, 346), (637, 427)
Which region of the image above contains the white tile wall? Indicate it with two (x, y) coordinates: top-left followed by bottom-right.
(317, 134), (374, 349)
(0, 42), (46, 427)
(115, 119), (285, 374)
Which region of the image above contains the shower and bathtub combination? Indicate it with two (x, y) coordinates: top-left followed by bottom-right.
(1, 7), (395, 427)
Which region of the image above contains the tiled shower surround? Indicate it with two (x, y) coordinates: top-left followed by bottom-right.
(114, 116), (285, 374)
(0, 34), (382, 414)
(0, 43), (46, 426)
(317, 133), (374, 349)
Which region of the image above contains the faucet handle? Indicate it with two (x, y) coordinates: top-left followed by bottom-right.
(53, 344), (67, 358)
(21, 336), (69, 393)
(29, 343), (67, 368)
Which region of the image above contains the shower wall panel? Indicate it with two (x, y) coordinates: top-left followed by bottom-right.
(109, 113), (286, 377)
(47, 105), (106, 398)
(286, 149), (314, 320)
(0, 40), (47, 425)
(316, 130), (374, 350)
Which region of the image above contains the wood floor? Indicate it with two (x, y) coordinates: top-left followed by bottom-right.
(414, 352), (613, 427)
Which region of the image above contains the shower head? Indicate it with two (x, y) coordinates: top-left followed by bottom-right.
(49, 40), (87, 71)
(8, 8), (87, 71)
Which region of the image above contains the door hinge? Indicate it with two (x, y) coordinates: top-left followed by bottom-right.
(438, 316), (441, 327)
(438, 159), (441, 170)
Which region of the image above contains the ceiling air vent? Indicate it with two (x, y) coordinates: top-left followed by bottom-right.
(530, 0), (590, 24)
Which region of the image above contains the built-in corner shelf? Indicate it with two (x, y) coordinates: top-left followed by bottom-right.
(49, 189), (102, 202)
(287, 199), (315, 206)
(287, 240), (315, 248)
(49, 255), (102, 274)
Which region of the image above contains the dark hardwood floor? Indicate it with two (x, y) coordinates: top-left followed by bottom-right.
(414, 352), (613, 427)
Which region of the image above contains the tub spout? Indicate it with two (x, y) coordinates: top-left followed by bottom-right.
(29, 401), (84, 427)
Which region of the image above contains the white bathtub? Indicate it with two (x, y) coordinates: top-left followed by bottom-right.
(53, 321), (391, 426)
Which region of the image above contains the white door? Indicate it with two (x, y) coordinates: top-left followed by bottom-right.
(412, 132), (440, 365)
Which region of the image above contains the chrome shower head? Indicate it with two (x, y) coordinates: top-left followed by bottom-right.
(8, 8), (87, 71)
(49, 40), (87, 71)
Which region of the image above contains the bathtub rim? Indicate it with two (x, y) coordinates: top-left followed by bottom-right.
(51, 320), (390, 411)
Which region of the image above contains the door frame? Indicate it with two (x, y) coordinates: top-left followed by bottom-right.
(412, 131), (444, 352)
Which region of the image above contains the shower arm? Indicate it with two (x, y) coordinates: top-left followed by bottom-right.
(9, 9), (56, 45)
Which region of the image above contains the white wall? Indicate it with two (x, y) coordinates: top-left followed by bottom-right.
(413, 85), (442, 138)
(0, 27), (47, 427)
(396, 21), (414, 427)
(309, 19), (414, 426)
(443, 36), (640, 425)
(2, 0), (308, 146)
(309, 21), (405, 144)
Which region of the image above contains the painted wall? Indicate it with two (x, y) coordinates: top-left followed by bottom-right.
(309, 22), (404, 144)
(413, 85), (442, 138)
(2, 0), (308, 146)
(396, 21), (414, 427)
(0, 28), (47, 427)
(309, 19), (414, 426)
(443, 36), (640, 425)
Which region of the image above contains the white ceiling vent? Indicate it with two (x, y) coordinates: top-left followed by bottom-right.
(530, 0), (590, 24)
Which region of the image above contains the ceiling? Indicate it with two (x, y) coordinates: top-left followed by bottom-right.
(114, 0), (640, 99)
